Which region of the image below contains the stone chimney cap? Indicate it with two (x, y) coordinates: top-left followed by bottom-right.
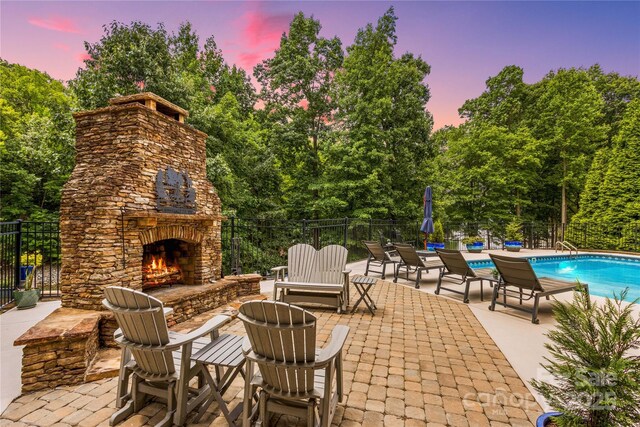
(109, 92), (188, 122)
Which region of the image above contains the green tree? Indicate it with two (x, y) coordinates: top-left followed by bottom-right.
(255, 12), (343, 218)
(434, 123), (539, 225)
(329, 7), (433, 218)
(591, 99), (640, 227)
(0, 60), (75, 220)
(459, 65), (529, 131)
(528, 68), (607, 225)
(70, 21), (277, 216)
(588, 64), (640, 146)
(190, 92), (282, 217)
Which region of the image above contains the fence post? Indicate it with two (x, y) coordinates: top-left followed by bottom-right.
(14, 220), (22, 290)
(368, 219), (372, 241)
(530, 223), (534, 249)
(230, 216), (235, 241)
(343, 218), (348, 248)
(302, 219), (307, 244)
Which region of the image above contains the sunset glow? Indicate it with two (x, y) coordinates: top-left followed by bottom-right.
(1, 1), (638, 129)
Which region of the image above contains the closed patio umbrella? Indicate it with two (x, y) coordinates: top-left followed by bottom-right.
(420, 186), (434, 249)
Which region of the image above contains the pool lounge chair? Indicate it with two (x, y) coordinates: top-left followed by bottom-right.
(489, 254), (589, 324)
(434, 249), (495, 303)
(362, 241), (400, 278)
(393, 243), (445, 289)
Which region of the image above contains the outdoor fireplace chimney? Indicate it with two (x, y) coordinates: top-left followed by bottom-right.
(60, 93), (222, 310)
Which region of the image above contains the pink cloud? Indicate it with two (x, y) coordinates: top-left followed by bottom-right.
(237, 52), (264, 69)
(76, 52), (91, 63)
(233, 8), (292, 71)
(28, 15), (81, 34)
(242, 10), (290, 49)
(53, 43), (70, 52)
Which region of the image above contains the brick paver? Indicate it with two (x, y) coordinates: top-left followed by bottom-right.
(1, 280), (542, 426)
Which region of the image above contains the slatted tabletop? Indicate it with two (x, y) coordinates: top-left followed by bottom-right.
(352, 275), (376, 286)
(191, 334), (244, 368)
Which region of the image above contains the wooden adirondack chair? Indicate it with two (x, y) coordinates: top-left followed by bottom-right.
(238, 300), (349, 427)
(103, 286), (230, 426)
(272, 244), (350, 313)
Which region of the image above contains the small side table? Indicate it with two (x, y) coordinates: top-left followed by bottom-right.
(191, 334), (246, 426)
(351, 276), (377, 315)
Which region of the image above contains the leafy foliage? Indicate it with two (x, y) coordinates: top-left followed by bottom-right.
(432, 220), (445, 243)
(531, 288), (640, 426)
(255, 12), (343, 219)
(505, 217), (523, 241)
(1, 14), (638, 236)
(574, 99), (640, 228)
(329, 7), (433, 219)
(0, 61), (75, 220)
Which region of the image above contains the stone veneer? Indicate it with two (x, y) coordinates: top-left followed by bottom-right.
(14, 309), (101, 393)
(60, 93), (222, 310)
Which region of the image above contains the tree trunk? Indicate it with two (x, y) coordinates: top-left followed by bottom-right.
(312, 132), (319, 220)
(561, 157), (567, 226)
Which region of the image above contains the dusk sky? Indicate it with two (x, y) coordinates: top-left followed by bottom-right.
(1, 1), (638, 129)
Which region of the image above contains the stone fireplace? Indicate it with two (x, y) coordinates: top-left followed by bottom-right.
(59, 92), (222, 310)
(15, 93), (262, 393)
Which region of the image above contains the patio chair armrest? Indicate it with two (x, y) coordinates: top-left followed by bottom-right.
(167, 315), (231, 349)
(316, 325), (350, 366)
(271, 266), (288, 281)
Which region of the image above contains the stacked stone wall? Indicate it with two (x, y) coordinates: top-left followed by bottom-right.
(16, 310), (100, 393)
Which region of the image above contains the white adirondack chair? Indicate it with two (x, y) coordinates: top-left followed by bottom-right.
(272, 244), (350, 313)
(103, 286), (230, 426)
(239, 300), (349, 427)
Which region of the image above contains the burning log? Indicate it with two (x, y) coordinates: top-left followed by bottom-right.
(143, 270), (182, 288)
(142, 254), (183, 288)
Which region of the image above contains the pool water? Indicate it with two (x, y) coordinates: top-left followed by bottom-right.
(468, 255), (640, 301)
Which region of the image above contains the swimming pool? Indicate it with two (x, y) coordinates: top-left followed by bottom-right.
(468, 254), (640, 301)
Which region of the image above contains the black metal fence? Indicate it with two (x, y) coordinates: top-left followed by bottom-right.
(2, 218), (639, 308)
(0, 221), (61, 308)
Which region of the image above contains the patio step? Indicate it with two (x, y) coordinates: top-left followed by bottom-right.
(85, 348), (121, 382)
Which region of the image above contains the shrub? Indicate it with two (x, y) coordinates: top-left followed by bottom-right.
(432, 220), (445, 243)
(462, 236), (483, 245)
(20, 251), (42, 267)
(531, 287), (640, 427)
(505, 217), (524, 241)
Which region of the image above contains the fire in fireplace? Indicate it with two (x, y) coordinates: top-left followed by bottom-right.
(142, 239), (196, 289)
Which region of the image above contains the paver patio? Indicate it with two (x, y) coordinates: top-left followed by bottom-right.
(1, 278), (542, 427)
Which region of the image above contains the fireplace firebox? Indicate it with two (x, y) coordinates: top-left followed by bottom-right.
(142, 239), (197, 289)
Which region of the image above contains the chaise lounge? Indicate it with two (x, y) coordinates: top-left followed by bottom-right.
(362, 240), (400, 278)
(435, 249), (495, 303)
(489, 254), (589, 324)
(393, 243), (445, 289)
